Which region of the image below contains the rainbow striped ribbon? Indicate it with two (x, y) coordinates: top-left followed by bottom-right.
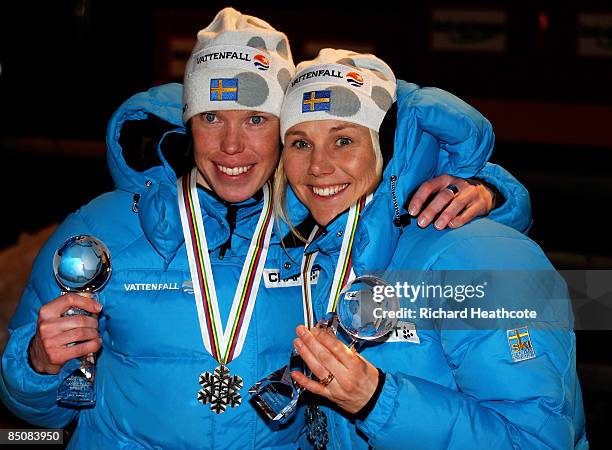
(178, 167), (274, 364)
(300, 195), (371, 328)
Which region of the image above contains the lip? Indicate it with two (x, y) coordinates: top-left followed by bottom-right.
(308, 183), (349, 200)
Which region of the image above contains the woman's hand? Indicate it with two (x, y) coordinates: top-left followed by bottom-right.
(29, 293), (102, 375)
(291, 325), (379, 414)
(408, 174), (496, 230)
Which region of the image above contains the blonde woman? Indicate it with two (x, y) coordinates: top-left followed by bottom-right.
(276, 49), (587, 449)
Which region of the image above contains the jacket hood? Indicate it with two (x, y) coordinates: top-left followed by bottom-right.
(284, 80), (495, 272)
(356, 80), (494, 272)
(106, 83), (191, 262)
(106, 83), (186, 194)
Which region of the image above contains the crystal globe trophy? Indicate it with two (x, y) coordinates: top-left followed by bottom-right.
(249, 275), (398, 423)
(53, 235), (111, 407)
(335, 275), (400, 347)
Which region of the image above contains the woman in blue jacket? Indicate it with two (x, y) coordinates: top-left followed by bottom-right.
(1, 9), (531, 450)
(276, 49), (588, 449)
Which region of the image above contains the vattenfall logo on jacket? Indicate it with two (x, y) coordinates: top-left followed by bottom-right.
(123, 283), (181, 292)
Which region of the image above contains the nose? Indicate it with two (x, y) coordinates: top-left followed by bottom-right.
(308, 147), (334, 177)
(220, 122), (245, 155)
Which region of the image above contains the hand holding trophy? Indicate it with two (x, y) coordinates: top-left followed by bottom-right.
(249, 275), (399, 423)
(53, 235), (111, 407)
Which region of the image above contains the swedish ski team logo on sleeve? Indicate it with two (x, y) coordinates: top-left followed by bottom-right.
(210, 79), (238, 101)
(507, 327), (536, 362)
(302, 90), (331, 113)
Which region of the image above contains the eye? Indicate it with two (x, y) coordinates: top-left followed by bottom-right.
(201, 113), (217, 123)
(336, 137), (352, 147)
(249, 115), (265, 125)
(291, 139), (311, 150)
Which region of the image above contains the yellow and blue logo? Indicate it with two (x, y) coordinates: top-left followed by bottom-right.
(302, 90), (331, 113)
(210, 79), (238, 101)
(506, 327), (536, 363)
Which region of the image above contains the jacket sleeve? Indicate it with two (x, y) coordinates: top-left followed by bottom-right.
(0, 212), (94, 428)
(395, 82), (531, 234)
(474, 162), (532, 234)
(355, 236), (587, 449)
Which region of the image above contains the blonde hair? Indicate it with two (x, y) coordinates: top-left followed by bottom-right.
(273, 127), (383, 242)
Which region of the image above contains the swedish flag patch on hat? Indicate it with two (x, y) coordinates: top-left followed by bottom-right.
(210, 78), (238, 101)
(302, 90), (331, 113)
(507, 327), (536, 363)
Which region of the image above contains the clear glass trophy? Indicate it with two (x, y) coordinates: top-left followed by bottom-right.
(249, 275), (399, 423)
(248, 350), (307, 424)
(53, 235), (111, 407)
(335, 275), (400, 347)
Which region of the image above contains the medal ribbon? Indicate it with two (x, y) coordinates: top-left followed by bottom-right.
(300, 195), (371, 327)
(178, 167), (274, 364)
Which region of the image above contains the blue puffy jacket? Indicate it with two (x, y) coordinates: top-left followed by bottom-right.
(283, 81), (588, 449)
(0, 82), (532, 449)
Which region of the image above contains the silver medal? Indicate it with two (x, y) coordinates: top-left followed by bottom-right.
(197, 365), (243, 414)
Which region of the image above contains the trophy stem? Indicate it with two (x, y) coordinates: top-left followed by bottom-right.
(57, 292), (98, 406)
(78, 353), (96, 381)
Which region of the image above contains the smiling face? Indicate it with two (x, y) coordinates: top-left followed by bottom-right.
(191, 110), (280, 203)
(283, 120), (380, 226)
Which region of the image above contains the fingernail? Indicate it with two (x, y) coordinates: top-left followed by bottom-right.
(434, 220), (443, 229)
(418, 217), (427, 227)
(296, 326), (306, 337)
(408, 205), (416, 216)
(294, 338), (302, 349)
(96, 303), (103, 312)
(311, 327), (320, 336)
(449, 220), (456, 228)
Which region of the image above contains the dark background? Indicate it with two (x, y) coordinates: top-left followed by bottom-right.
(1, 0), (610, 447)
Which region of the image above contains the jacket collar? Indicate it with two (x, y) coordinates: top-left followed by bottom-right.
(139, 175), (267, 263)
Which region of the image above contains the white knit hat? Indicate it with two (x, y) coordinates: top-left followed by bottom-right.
(183, 7), (295, 123)
(280, 48), (397, 141)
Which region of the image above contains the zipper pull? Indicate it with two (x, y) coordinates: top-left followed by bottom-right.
(132, 193), (141, 213)
(390, 175), (402, 232)
(390, 175), (410, 232)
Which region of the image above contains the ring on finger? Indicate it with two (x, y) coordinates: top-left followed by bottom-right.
(445, 184), (459, 197)
(319, 372), (335, 386)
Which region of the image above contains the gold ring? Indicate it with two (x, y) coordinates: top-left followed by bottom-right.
(319, 372), (335, 386)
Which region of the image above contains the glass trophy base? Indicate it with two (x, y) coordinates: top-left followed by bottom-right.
(249, 353), (304, 423)
(57, 367), (96, 407)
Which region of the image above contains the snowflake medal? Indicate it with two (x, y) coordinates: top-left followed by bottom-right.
(198, 365), (243, 414)
(306, 403), (329, 449)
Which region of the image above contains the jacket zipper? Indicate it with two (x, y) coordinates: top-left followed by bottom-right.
(390, 175), (402, 233)
(218, 204), (238, 260)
